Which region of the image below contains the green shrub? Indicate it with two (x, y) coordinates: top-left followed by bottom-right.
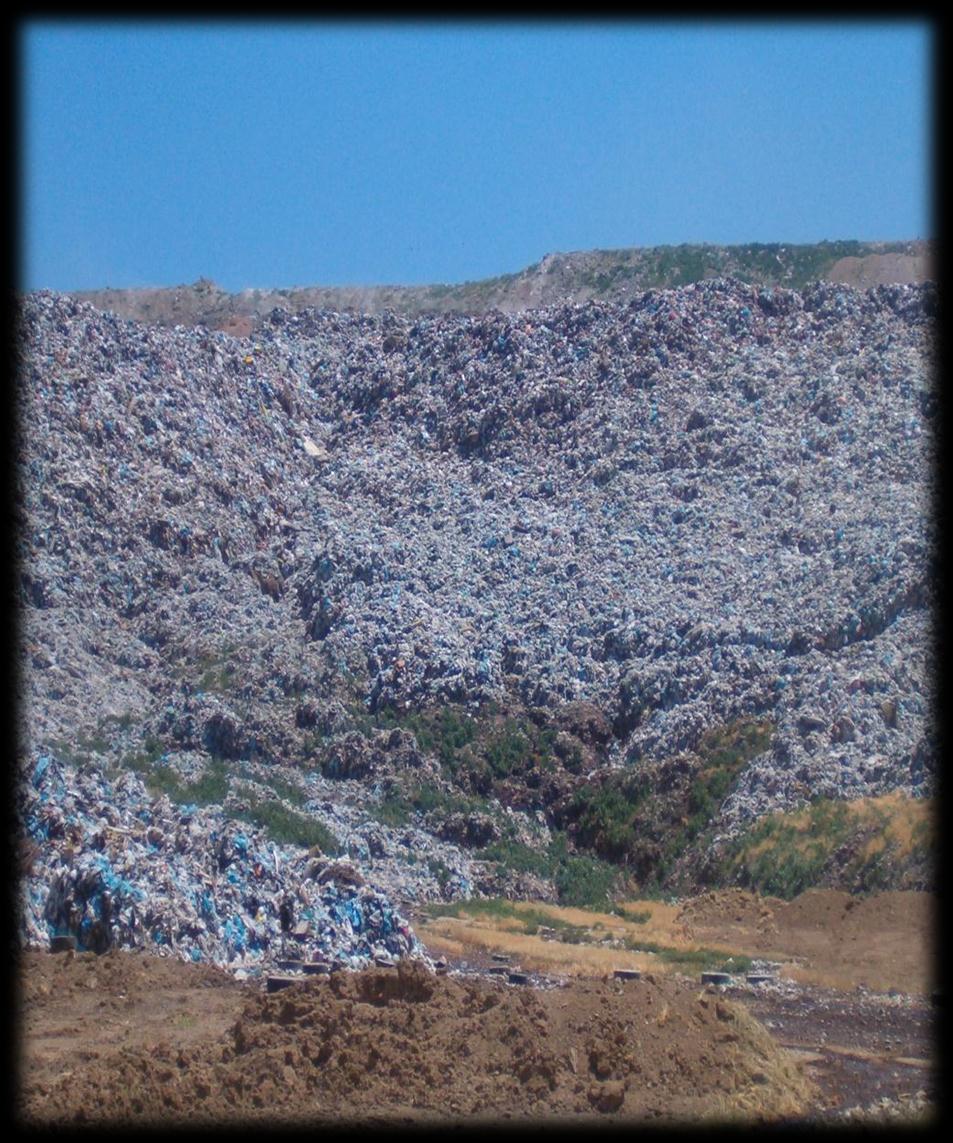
(716, 798), (851, 898)
(236, 797), (342, 853)
(183, 758), (230, 804)
(613, 906), (651, 924)
(473, 829), (622, 909)
(142, 764), (184, 800)
(370, 780), (485, 828)
(553, 852), (619, 908)
(484, 720), (532, 777)
(477, 836), (552, 877)
(715, 793), (932, 898)
(427, 856), (453, 890)
(371, 796), (412, 829)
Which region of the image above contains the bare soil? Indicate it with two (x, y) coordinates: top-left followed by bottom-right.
(828, 249), (934, 287)
(16, 889), (937, 1128)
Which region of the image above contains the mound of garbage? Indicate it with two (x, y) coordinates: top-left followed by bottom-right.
(19, 753), (424, 971)
(16, 276), (936, 943)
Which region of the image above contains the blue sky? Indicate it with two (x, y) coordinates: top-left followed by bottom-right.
(21, 19), (933, 293)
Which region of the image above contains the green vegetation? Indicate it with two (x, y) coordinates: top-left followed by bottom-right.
(421, 897), (590, 943)
(426, 855), (454, 891)
(48, 735), (99, 771)
(118, 738), (340, 851)
(713, 792), (933, 898)
(114, 734), (166, 783)
(477, 831), (623, 909)
(354, 700), (564, 793)
(570, 771), (653, 861)
(74, 729), (110, 754)
(484, 718), (555, 778)
(370, 779), (485, 828)
(254, 772), (308, 808)
(234, 796), (342, 853)
(684, 719), (774, 837)
(566, 718), (775, 888)
(129, 755), (230, 805)
(198, 659), (237, 695)
(619, 935), (752, 974)
(554, 851), (620, 908)
(171, 641), (239, 693)
(476, 835), (553, 876)
(422, 898), (751, 969)
(612, 905), (652, 925)
(569, 240), (920, 296)
(179, 758), (230, 804)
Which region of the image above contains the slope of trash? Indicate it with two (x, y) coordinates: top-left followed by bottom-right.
(19, 753), (425, 971)
(16, 276), (936, 958)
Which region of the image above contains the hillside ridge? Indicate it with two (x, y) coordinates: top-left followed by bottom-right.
(69, 238), (934, 334)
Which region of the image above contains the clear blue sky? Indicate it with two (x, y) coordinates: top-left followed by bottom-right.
(21, 19), (933, 293)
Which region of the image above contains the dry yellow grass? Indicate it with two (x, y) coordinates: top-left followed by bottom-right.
(415, 884), (935, 994)
(740, 791), (932, 866)
(420, 914), (655, 975)
(415, 897), (744, 978)
(689, 992), (817, 1122)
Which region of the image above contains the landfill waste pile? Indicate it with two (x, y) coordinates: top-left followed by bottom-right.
(16, 276), (936, 958)
(19, 752), (425, 971)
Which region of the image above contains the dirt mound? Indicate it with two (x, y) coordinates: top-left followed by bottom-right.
(828, 250), (933, 288)
(678, 888), (775, 929)
(18, 946), (237, 1006)
(676, 888), (781, 948)
(837, 889), (934, 941)
(18, 952), (812, 1127)
(671, 889), (935, 995)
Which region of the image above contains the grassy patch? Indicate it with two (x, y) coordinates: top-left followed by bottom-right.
(254, 771), (308, 808)
(477, 835), (552, 877)
(421, 898), (587, 942)
(369, 779), (485, 828)
(421, 897), (750, 970)
(476, 830), (624, 909)
(182, 758), (230, 804)
(48, 737), (95, 771)
(234, 797), (342, 853)
(716, 792), (933, 898)
(75, 730), (110, 754)
(117, 734), (166, 781)
(612, 905), (652, 924)
(423, 897), (515, 922)
(568, 717), (775, 886)
(619, 935), (752, 974)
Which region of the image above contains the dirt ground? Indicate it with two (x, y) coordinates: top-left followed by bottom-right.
(15, 889), (937, 1128)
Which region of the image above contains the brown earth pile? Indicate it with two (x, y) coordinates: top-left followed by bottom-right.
(17, 950), (812, 1128)
(676, 888), (935, 994)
